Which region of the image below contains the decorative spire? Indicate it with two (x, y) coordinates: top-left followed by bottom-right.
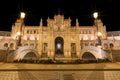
(68, 17), (71, 21)
(48, 17), (50, 20)
(40, 18), (43, 26)
(76, 18), (79, 26)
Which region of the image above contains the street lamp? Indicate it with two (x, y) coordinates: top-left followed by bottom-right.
(93, 12), (98, 19)
(93, 12), (102, 47)
(97, 32), (102, 46)
(20, 12), (25, 19)
(17, 12), (25, 47)
(93, 12), (98, 31)
(16, 32), (21, 46)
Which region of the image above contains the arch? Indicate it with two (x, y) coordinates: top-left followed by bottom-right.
(4, 43), (8, 49)
(82, 52), (96, 60)
(8, 46), (38, 62)
(42, 43), (48, 53)
(110, 43), (114, 48)
(71, 43), (76, 53)
(19, 51), (37, 60)
(81, 46), (109, 60)
(23, 52), (37, 59)
(10, 43), (14, 49)
(30, 43), (34, 47)
(55, 36), (64, 54)
(17, 50), (38, 61)
(104, 43), (108, 49)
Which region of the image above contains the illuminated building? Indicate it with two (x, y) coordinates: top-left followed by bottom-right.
(0, 14), (118, 62)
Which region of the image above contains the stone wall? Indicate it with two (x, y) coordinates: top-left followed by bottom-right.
(105, 50), (120, 62)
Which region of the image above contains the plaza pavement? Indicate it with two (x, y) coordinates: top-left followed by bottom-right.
(0, 62), (120, 80)
(0, 62), (120, 70)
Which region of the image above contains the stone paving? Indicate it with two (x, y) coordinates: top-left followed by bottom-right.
(0, 62), (120, 80)
(0, 71), (120, 80)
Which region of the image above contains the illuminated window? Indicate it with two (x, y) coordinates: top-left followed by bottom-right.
(57, 43), (61, 50)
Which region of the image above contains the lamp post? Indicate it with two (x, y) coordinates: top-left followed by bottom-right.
(16, 32), (21, 46)
(93, 12), (98, 19)
(97, 32), (102, 47)
(20, 12), (25, 19)
(93, 12), (102, 47)
(17, 12), (25, 47)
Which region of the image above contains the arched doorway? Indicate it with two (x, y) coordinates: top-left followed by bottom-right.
(55, 37), (64, 56)
(82, 52), (96, 61)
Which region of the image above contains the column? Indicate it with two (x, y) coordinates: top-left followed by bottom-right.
(76, 31), (81, 58)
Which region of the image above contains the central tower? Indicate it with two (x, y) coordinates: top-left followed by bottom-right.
(38, 14), (81, 59)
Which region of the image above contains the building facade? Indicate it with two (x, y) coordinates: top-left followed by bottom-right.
(0, 14), (119, 61)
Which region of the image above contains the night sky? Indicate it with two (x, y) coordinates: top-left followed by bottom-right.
(0, 0), (119, 31)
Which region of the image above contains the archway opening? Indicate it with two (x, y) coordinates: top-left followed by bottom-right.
(82, 52), (96, 61)
(55, 37), (64, 55)
(23, 52), (37, 60)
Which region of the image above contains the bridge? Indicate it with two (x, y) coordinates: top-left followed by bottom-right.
(8, 46), (109, 62)
(8, 46), (38, 62)
(81, 46), (109, 60)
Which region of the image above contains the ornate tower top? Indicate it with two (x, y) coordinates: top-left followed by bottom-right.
(76, 18), (79, 26)
(40, 18), (43, 26)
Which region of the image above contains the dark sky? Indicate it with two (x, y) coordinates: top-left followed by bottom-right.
(0, 0), (119, 31)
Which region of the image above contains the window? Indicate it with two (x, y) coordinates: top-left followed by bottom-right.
(34, 30), (36, 34)
(27, 30), (29, 34)
(4, 43), (8, 49)
(10, 43), (14, 49)
(30, 30), (32, 34)
(104, 43), (108, 49)
(88, 36), (91, 40)
(43, 43), (48, 53)
(35, 37), (37, 40)
(30, 43), (34, 47)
